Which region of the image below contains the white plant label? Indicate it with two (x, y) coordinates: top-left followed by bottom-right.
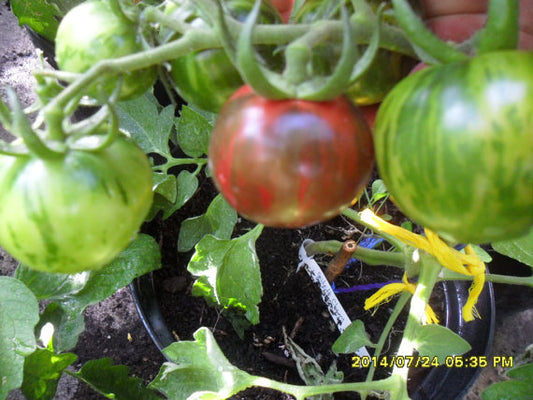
(298, 239), (370, 358)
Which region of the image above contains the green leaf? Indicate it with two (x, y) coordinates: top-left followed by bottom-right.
(147, 173), (178, 220)
(492, 228), (533, 268)
(21, 348), (77, 400)
(28, 235), (160, 353)
(117, 92), (175, 155)
(11, 0), (61, 41)
(37, 303), (85, 353)
(482, 363), (533, 400)
(61, 234), (161, 312)
(178, 194), (238, 252)
(162, 170), (199, 219)
(150, 328), (254, 399)
(469, 245), (492, 263)
(15, 266), (90, 301)
(413, 324), (471, 364)
(153, 172), (178, 204)
(370, 179), (388, 205)
(0, 276), (40, 398)
(188, 225), (264, 325)
(75, 358), (161, 400)
(332, 320), (375, 354)
(482, 381), (533, 400)
(507, 362), (533, 381)
(176, 106), (213, 157)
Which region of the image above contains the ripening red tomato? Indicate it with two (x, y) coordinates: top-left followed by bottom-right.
(208, 86), (375, 228)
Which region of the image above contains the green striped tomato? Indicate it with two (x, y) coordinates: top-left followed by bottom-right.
(55, 0), (157, 101)
(375, 51), (533, 244)
(0, 135), (153, 273)
(208, 86), (374, 228)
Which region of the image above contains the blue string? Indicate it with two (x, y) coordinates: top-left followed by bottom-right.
(332, 280), (402, 293)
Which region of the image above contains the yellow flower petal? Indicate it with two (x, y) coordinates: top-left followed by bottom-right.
(364, 282), (406, 310)
(359, 209), (487, 322)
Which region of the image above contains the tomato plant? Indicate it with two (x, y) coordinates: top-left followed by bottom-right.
(208, 86), (374, 228)
(374, 50), (533, 244)
(55, 0), (157, 101)
(164, 0), (283, 112)
(0, 135), (153, 273)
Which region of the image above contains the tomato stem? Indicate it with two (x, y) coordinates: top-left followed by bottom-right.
(342, 208), (408, 253)
(5, 87), (65, 158)
(297, 5), (359, 100)
(391, 252), (441, 380)
(441, 269), (533, 288)
(249, 374), (403, 399)
(156, 157), (207, 174)
(477, 0), (520, 53)
(391, 0), (468, 64)
(304, 239), (405, 268)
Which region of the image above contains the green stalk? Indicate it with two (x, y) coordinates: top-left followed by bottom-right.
(7, 87), (64, 158)
(44, 3), (418, 114)
(441, 269), (533, 288)
(342, 208), (408, 253)
(237, 0), (290, 99)
(304, 240), (405, 268)
(249, 374), (403, 399)
(364, 292), (411, 390)
(157, 157), (208, 174)
(391, 252), (441, 387)
(391, 0), (467, 64)
(477, 0), (519, 52)
(298, 6), (360, 100)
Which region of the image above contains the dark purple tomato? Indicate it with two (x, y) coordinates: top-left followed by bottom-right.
(208, 86), (375, 228)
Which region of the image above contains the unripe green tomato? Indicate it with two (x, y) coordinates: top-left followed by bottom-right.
(374, 51), (533, 244)
(0, 135), (154, 273)
(163, 0), (283, 112)
(55, 0), (157, 101)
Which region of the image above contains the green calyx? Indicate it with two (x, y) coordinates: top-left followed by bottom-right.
(233, 0), (386, 101)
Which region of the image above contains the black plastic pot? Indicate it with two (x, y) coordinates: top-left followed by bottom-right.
(130, 271), (495, 400)
(25, 27), (58, 69)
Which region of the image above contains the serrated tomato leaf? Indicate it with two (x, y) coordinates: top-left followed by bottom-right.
(176, 106), (212, 157)
(492, 228), (533, 269)
(178, 194), (237, 252)
(150, 328), (254, 399)
(188, 225), (264, 325)
(332, 320), (375, 354)
(0, 277), (40, 398)
(117, 92), (175, 156)
(413, 324), (471, 364)
(21, 348), (77, 400)
(75, 358), (161, 400)
(25, 235), (160, 353)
